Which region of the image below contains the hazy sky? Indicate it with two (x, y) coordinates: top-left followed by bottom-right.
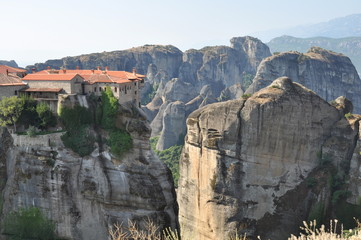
(1, 0), (360, 67)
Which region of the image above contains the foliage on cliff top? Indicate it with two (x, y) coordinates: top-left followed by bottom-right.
(59, 105), (94, 157)
(99, 87), (132, 157)
(150, 136), (181, 187)
(0, 96), (24, 131)
(3, 207), (57, 240)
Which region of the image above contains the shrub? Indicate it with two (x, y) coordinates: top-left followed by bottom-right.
(3, 207), (56, 240)
(61, 125), (94, 157)
(241, 93), (252, 99)
(109, 129), (133, 158)
(26, 125), (37, 137)
(101, 87), (119, 129)
(36, 102), (56, 129)
(345, 112), (353, 119)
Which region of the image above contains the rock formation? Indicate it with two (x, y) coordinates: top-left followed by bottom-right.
(0, 101), (178, 239)
(178, 77), (361, 240)
(246, 47), (361, 113)
(25, 37), (272, 151)
(0, 60), (19, 68)
(148, 37), (271, 150)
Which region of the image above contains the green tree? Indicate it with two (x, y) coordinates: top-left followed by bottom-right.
(0, 96), (24, 132)
(3, 207), (56, 240)
(101, 87), (119, 129)
(36, 102), (56, 129)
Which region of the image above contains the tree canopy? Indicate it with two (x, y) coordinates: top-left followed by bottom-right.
(0, 96), (24, 131)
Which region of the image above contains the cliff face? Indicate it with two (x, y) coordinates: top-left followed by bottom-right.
(0, 105), (178, 239)
(26, 37), (272, 151)
(246, 47), (361, 113)
(148, 36), (271, 150)
(178, 77), (360, 240)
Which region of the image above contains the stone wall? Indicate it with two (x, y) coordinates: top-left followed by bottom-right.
(0, 85), (25, 99)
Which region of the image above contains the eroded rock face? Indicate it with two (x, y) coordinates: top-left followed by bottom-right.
(246, 47), (361, 113)
(178, 77), (359, 239)
(0, 108), (178, 239)
(148, 37), (271, 150)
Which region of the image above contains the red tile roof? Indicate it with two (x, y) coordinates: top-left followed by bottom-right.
(0, 73), (26, 86)
(0, 65), (27, 74)
(21, 88), (62, 93)
(22, 73), (82, 81)
(34, 69), (145, 84)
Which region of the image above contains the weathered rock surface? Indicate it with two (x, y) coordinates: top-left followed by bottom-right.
(148, 37), (271, 150)
(25, 37), (272, 151)
(0, 106), (178, 239)
(178, 77), (360, 239)
(246, 47), (361, 113)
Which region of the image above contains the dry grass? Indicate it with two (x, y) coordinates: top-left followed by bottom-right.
(288, 220), (361, 240)
(109, 219), (361, 240)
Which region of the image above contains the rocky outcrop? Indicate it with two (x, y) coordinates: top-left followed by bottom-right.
(178, 77), (360, 240)
(148, 37), (271, 150)
(246, 47), (361, 113)
(0, 105), (178, 239)
(25, 37), (271, 151)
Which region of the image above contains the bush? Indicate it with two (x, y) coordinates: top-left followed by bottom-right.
(36, 102), (56, 129)
(59, 105), (94, 157)
(26, 125), (37, 137)
(241, 93), (252, 99)
(345, 112), (353, 119)
(109, 129), (133, 158)
(61, 125), (95, 157)
(101, 87), (119, 129)
(3, 207), (56, 240)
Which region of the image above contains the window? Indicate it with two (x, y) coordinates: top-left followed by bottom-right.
(135, 91), (137, 95)
(134, 82), (136, 86)
(114, 87), (117, 92)
(14, 90), (17, 95)
(99, 87), (102, 91)
(94, 87), (97, 92)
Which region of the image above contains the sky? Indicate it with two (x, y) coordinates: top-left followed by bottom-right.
(1, 0), (361, 67)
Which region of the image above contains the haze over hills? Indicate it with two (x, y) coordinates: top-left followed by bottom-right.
(254, 14), (361, 41)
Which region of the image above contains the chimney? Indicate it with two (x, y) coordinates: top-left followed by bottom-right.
(47, 66), (51, 70)
(91, 69), (95, 74)
(132, 67), (136, 76)
(62, 69), (66, 74)
(97, 66), (101, 71)
(105, 66), (109, 71)
(6, 69), (8, 75)
(76, 66), (80, 70)
(32, 68), (36, 73)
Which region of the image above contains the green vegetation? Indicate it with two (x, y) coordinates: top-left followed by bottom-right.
(150, 136), (182, 187)
(241, 93), (252, 99)
(307, 203), (325, 227)
(101, 87), (119, 129)
(3, 207), (57, 240)
(0, 96), (57, 132)
(271, 85), (282, 89)
(297, 53), (310, 63)
(109, 129), (132, 158)
(98, 87), (133, 157)
(26, 125), (37, 137)
(306, 177), (318, 188)
(345, 112), (353, 119)
(0, 96), (24, 131)
(36, 102), (56, 129)
(59, 105), (94, 157)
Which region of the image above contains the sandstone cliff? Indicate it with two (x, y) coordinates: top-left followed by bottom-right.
(0, 102), (178, 239)
(178, 77), (361, 240)
(246, 47), (361, 113)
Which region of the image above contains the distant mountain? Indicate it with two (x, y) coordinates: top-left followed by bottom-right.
(0, 60), (18, 68)
(254, 14), (361, 41)
(267, 35), (361, 73)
